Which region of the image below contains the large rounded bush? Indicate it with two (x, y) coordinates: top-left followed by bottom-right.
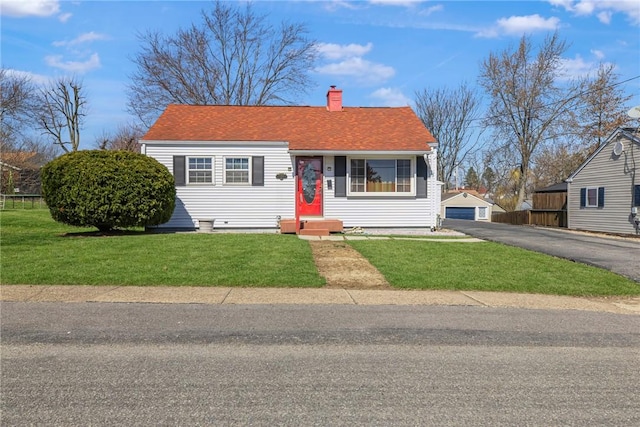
(42, 150), (176, 231)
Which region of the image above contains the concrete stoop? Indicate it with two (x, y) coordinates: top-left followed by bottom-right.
(279, 219), (343, 236)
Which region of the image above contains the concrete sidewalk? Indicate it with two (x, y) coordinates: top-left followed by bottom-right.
(2, 285), (639, 315)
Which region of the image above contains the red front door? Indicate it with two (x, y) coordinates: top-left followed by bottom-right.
(297, 157), (323, 216)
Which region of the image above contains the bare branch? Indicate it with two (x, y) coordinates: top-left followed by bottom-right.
(33, 77), (86, 152)
(478, 32), (581, 210)
(414, 83), (483, 191)
(127, 1), (317, 125)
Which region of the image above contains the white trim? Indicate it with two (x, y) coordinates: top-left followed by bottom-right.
(222, 156), (251, 185)
(477, 206), (488, 220)
(186, 156), (214, 185)
(567, 128), (640, 182)
(289, 149), (430, 156)
(141, 140), (289, 147)
(0, 161), (21, 171)
(440, 192), (493, 207)
(585, 186), (599, 208)
(346, 156), (416, 197)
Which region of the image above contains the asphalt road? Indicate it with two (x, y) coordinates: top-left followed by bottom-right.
(2, 302), (639, 425)
(444, 219), (640, 282)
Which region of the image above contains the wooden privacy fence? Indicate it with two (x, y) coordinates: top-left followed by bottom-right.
(492, 209), (567, 227)
(492, 210), (530, 225)
(492, 189), (567, 227)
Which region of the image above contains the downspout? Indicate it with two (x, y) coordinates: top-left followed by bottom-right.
(424, 147), (439, 229)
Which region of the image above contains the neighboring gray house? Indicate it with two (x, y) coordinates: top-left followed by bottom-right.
(566, 127), (640, 235)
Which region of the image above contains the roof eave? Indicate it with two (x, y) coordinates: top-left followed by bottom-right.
(140, 139), (290, 147)
(566, 127), (640, 181)
(288, 149), (431, 156)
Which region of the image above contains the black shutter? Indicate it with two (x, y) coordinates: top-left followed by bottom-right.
(173, 156), (185, 186)
(580, 188), (586, 208)
(634, 185), (640, 206)
(252, 156), (264, 186)
(335, 156), (346, 197)
(416, 156), (428, 198)
(598, 187), (605, 208)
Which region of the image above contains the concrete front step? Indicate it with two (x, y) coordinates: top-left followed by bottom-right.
(279, 219), (343, 234)
(299, 228), (330, 236)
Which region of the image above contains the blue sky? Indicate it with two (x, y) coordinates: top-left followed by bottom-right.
(2, 0), (639, 148)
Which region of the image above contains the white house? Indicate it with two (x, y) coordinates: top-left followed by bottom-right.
(140, 87), (440, 234)
(566, 127), (640, 235)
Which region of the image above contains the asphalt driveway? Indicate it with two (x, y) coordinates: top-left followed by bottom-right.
(444, 220), (640, 283)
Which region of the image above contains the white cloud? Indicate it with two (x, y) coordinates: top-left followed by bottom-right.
(548, 0), (573, 7)
(323, 1), (359, 12)
(420, 4), (443, 16)
(53, 32), (109, 47)
(4, 68), (51, 85)
(0, 0), (60, 17)
(596, 11), (612, 24)
(558, 54), (615, 80)
(496, 14), (561, 34)
(45, 53), (101, 74)
(316, 42), (373, 60)
(476, 14), (561, 38)
(559, 55), (593, 79)
(590, 49), (605, 59)
(315, 42), (395, 84)
(316, 57), (395, 82)
(369, 87), (411, 106)
(369, 0), (426, 6)
(548, 0), (640, 25)
(58, 12), (71, 22)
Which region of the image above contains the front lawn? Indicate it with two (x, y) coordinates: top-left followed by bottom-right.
(0, 210), (324, 287)
(348, 239), (640, 296)
(1, 209), (638, 296)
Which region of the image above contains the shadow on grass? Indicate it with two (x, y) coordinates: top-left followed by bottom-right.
(60, 229), (150, 238)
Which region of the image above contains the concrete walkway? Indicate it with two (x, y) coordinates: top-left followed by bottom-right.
(299, 235), (484, 242)
(2, 285), (639, 315)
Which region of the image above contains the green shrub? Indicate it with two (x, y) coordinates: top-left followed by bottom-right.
(41, 150), (175, 231)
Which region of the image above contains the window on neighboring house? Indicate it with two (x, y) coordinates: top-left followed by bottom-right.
(580, 186), (605, 208)
(478, 206), (488, 219)
(634, 185), (640, 206)
(349, 158), (412, 194)
(188, 157), (213, 184)
(224, 157), (250, 184)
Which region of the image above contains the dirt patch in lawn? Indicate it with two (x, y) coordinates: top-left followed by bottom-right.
(309, 240), (392, 289)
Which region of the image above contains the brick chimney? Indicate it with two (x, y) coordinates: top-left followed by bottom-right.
(326, 85), (343, 112)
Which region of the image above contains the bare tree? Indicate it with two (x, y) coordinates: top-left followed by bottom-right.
(0, 69), (36, 149)
(97, 122), (146, 152)
(478, 32), (582, 210)
(34, 77), (86, 152)
(128, 1), (317, 126)
(414, 83), (482, 191)
(530, 63), (632, 190)
(573, 62), (633, 147)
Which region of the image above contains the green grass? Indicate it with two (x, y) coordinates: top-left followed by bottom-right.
(0, 210), (324, 287)
(2, 210), (638, 296)
(348, 239), (640, 296)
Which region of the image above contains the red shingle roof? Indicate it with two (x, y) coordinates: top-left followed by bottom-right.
(142, 104), (436, 152)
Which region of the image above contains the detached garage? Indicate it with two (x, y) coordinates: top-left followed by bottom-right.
(441, 191), (494, 221)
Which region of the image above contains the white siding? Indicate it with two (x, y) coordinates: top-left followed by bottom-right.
(322, 155), (437, 228)
(145, 146), (439, 229)
(145, 144), (294, 229)
(568, 135), (640, 235)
